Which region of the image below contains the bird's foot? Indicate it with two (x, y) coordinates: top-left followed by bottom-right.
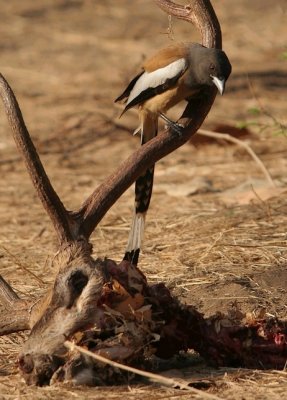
(159, 113), (184, 136)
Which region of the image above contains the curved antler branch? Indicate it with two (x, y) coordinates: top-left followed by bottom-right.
(0, 75), (74, 244)
(154, 0), (221, 49)
(77, 0), (222, 238)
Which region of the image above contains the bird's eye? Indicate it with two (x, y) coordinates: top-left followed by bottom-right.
(209, 64), (215, 71)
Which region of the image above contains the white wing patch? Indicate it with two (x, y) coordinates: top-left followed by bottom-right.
(127, 58), (187, 105)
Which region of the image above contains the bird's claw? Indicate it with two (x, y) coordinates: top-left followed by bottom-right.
(159, 113), (184, 137)
(169, 121), (184, 136)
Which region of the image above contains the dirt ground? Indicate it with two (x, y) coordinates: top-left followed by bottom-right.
(0, 0), (286, 399)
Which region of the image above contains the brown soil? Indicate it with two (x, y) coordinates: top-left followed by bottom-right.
(0, 0), (286, 399)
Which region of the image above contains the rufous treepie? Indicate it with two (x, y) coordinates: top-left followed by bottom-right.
(116, 42), (232, 264)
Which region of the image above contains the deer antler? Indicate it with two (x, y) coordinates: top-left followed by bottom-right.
(154, 0), (221, 48)
(0, 276), (30, 334)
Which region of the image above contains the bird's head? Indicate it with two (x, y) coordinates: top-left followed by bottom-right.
(189, 45), (232, 95)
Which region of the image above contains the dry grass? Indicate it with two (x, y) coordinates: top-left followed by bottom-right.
(0, 0), (286, 399)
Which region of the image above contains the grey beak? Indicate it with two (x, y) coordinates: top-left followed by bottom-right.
(211, 75), (225, 95)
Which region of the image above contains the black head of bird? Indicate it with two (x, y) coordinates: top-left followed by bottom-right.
(185, 44), (232, 95)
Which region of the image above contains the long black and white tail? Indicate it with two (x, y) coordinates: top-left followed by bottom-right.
(124, 111), (157, 265)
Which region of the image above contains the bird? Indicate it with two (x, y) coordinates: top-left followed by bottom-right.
(115, 42), (232, 265)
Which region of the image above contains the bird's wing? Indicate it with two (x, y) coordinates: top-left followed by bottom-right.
(115, 71), (144, 103)
(121, 57), (188, 114)
(115, 43), (190, 113)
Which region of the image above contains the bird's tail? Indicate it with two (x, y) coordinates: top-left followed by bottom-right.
(124, 110), (158, 265)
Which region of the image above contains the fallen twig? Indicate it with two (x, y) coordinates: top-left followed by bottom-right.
(64, 340), (223, 400)
(198, 129), (275, 187)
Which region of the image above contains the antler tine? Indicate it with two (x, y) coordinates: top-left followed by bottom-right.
(0, 274), (21, 307)
(0, 275), (30, 334)
(0, 74), (74, 244)
(0, 308), (30, 335)
(154, 0), (222, 49)
(75, 0), (221, 239)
